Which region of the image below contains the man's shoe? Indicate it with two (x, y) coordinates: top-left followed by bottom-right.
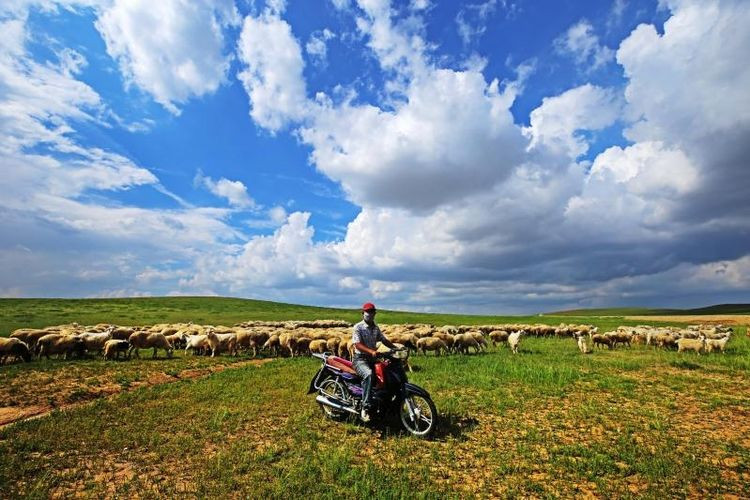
(360, 407), (371, 423)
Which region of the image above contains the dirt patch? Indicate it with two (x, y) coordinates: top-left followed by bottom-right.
(0, 359), (274, 429)
(625, 315), (750, 326)
(0, 404), (52, 426)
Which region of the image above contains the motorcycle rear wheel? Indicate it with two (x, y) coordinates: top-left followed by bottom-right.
(400, 394), (437, 437)
(318, 377), (349, 421)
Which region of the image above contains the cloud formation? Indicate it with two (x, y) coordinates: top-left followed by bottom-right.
(2, 0), (748, 313)
(95, 0), (239, 114)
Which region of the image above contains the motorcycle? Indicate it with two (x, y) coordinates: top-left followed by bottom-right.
(307, 349), (437, 437)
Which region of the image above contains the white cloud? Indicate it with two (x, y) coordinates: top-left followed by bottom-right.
(95, 0), (240, 114)
(617, 0), (750, 145)
(196, 171), (256, 209)
(301, 69), (527, 212)
(524, 84), (622, 159)
(456, 0), (497, 45)
(306, 28), (335, 63)
(554, 19), (614, 71)
(237, 11), (309, 132)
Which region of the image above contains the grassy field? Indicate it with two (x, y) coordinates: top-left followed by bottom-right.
(1, 298), (749, 497)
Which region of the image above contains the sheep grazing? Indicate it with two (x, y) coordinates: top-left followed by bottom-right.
(416, 337), (447, 356)
(0, 337), (32, 364)
(452, 334), (481, 355)
(110, 327), (135, 340)
(80, 327), (114, 355)
(263, 334), (281, 356)
(294, 337), (312, 356)
(309, 339), (328, 354)
(185, 334), (209, 356)
(103, 340), (131, 360)
(677, 336), (706, 354)
(205, 329), (237, 357)
(488, 330), (509, 347)
(128, 331), (174, 359)
(705, 336), (730, 354)
(325, 336), (341, 355)
(10, 329), (50, 351)
(465, 331), (487, 352)
(508, 331), (524, 354)
(36, 334), (86, 360)
(592, 333), (613, 350)
(279, 333), (298, 358)
(165, 332), (188, 350)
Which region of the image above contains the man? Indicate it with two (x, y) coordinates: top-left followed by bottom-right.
(352, 302), (397, 422)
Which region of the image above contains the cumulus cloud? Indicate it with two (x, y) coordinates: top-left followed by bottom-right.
(95, 0), (240, 114)
(236, 11), (309, 132)
(524, 84), (622, 158)
(554, 19), (614, 71)
(195, 171), (256, 209)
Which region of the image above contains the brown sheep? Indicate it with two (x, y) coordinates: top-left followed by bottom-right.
(263, 334), (281, 356)
(10, 329), (50, 350)
(416, 337), (447, 356)
(128, 331), (174, 359)
(488, 330), (509, 347)
(294, 337), (312, 356)
(592, 334), (613, 349)
(309, 339), (328, 354)
(453, 333), (481, 354)
(103, 339), (131, 360)
(0, 337), (32, 364)
(326, 336), (342, 354)
(36, 334), (86, 360)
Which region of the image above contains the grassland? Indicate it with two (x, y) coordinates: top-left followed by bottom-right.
(1, 298), (749, 497)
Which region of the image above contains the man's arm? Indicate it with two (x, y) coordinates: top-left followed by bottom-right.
(354, 342), (378, 357)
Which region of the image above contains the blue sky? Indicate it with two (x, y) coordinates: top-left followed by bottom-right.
(1, 0), (748, 313)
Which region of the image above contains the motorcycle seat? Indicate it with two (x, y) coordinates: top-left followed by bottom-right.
(327, 356), (357, 375)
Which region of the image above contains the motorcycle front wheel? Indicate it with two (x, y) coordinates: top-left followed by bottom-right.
(400, 394), (437, 437)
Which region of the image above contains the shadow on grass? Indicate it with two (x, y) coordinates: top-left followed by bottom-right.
(371, 412), (478, 442)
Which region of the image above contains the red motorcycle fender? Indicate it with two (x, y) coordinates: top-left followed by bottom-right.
(374, 361), (387, 388)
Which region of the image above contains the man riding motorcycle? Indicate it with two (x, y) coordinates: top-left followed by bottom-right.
(352, 302), (397, 422)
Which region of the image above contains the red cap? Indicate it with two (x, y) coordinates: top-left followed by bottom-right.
(362, 302), (377, 311)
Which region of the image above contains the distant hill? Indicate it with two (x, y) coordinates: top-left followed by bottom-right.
(547, 304), (750, 316)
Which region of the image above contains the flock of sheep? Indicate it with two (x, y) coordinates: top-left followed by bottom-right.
(0, 320), (737, 366)
(581, 324), (735, 354)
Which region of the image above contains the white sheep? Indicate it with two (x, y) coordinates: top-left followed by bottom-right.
(80, 327), (114, 355)
(185, 334), (209, 355)
(206, 329), (237, 357)
(508, 330), (524, 354)
(676, 335), (706, 354)
(705, 336), (730, 354)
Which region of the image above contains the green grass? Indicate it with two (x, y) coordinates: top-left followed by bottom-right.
(0, 297), (680, 337)
(0, 298), (748, 497)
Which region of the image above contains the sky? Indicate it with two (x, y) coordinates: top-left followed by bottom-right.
(0, 0), (748, 314)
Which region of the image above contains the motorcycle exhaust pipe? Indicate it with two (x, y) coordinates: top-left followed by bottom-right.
(316, 394), (358, 414)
